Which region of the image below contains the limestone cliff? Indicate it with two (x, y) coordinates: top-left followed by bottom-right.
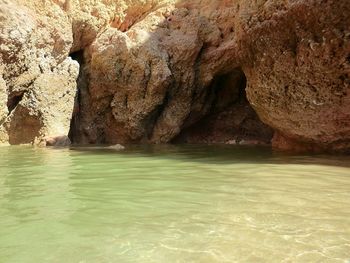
(0, 0), (349, 152)
(0, 0), (78, 144)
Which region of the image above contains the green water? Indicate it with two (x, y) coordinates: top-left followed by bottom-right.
(0, 145), (349, 263)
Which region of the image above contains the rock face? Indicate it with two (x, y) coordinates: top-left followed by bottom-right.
(0, 0), (349, 152)
(72, 0), (274, 145)
(239, 0), (350, 152)
(0, 0), (78, 144)
(173, 69), (273, 145)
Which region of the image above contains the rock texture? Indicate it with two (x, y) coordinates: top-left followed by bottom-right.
(72, 0), (273, 145)
(0, 0), (78, 144)
(239, 0), (350, 152)
(0, 0), (349, 152)
(173, 70), (272, 145)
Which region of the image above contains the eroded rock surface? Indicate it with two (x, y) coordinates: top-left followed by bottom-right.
(0, 70), (7, 124)
(239, 0), (350, 152)
(0, 0), (77, 144)
(0, 0), (349, 152)
(73, 0), (273, 145)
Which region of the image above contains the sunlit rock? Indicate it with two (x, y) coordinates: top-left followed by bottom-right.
(0, 0), (349, 152)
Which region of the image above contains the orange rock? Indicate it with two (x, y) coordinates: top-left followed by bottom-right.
(0, 0), (349, 152)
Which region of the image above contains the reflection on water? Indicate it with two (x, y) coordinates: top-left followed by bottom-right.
(0, 145), (349, 262)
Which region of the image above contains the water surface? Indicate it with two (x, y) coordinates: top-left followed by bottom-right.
(0, 145), (349, 262)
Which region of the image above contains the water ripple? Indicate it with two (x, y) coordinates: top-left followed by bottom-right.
(0, 145), (349, 262)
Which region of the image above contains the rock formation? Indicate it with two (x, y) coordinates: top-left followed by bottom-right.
(239, 0), (350, 152)
(0, 0), (349, 152)
(72, 0), (274, 145)
(0, 0), (78, 145)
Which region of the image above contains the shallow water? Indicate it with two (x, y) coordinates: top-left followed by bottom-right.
(0, 145), (349, 263)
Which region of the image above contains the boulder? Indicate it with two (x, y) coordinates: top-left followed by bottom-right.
(239, 0), (350, 152)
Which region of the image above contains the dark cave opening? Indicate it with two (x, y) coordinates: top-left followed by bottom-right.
(69, 49), (85, 64)
(68, 49), (85, 143)
(210, 68), (247, 112)
(174, 68), (273, 145)
(7, 91), (25, 114)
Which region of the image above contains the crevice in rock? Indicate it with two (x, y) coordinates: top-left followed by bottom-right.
(7, 91), (25, 114)
(146, 89), (171, 140)
(68, 49), (85, 144)
(69, 49), (84, 64)
(173, 68), (274, 145)
(110, 2), (166, 32)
